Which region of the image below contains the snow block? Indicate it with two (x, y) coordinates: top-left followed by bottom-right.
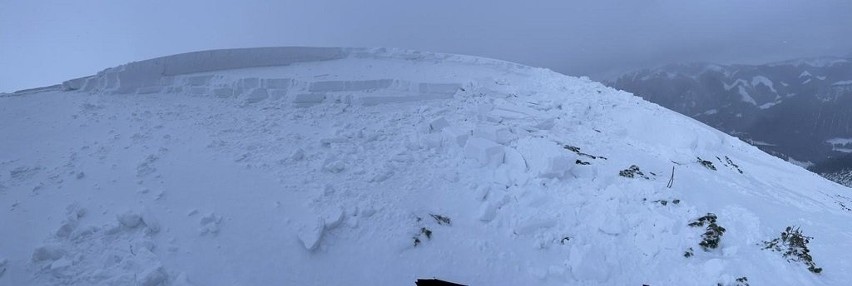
(358, 95), (445, 106)
(309, 79), (394, 92)
(478, 195), (509, 222)
(503, 147), (528, 172)
(293, 93), (326, 106)
(322, 207), (345, 229)
(532, 118), (556, 130)
(570, 164), (597, 179)
(308, 81), (345, 92)
(55, 220), (79, 238)
(68, 47), (346, 94)
(159, 47), (347, 75)
(141, 209), (161, 234)
(240, 77), (261, 89)
(138, 265), (168, 286)
(50, 257), (73, 270)
(515, 137), (577, 179)
(199, 213), (223, 235)
(421, 133), (443, 149)
(418, 83), (461, 96)
(188, 87), (207, 96)
(117, 211), (143, 228)
(234, 78), (260, 95)
(172, 273), (195, 286)
(464, 137), (505, 167)
(297, 218), (326, 251)
(136, 86), (163, 94)
(514, 218), (557, 235)
(349, 79), (395, 91)
(493, 147), (529, 185)
(323, 158), (346, 173)
(440, 127), (469, 148)
(569, 245), (612, 282)
(473, 125), (516, 145)
(268, 89), (288, 100)
(243, 88), (269, 104)
(429, 117), (451, 132)
(185, 75), (213, 86)
(540, 156), (575, 179)
(263, 78), (294, 89)
(32, 244), (65, 262)
(103, 71), (120, 90)
(62, 76), (91, 91)
(477, 104), (494, 121)
(488, 101), (536, 120)
(212, 87), (235, 98)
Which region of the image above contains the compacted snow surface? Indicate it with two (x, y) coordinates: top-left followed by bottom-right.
(1, 47), (851, 285)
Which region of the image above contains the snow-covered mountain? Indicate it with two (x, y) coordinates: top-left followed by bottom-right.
(2, 47), (852, 285)
(608, 58), (852, 185)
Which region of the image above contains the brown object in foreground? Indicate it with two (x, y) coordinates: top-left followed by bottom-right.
(416, 278), (466, 286)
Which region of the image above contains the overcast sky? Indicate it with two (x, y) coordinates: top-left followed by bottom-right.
(2, 0), (851, 92)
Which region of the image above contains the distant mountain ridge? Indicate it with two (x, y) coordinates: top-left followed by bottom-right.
(609, 56), (852, 185)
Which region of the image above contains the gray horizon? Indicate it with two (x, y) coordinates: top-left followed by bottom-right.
(2, 0), (851, 92)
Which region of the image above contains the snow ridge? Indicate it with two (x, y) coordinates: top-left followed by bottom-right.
(2, 47), (851, 286)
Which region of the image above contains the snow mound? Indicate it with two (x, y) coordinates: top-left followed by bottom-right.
(2, 47), (852, 286)
(29, 204), (181, 286)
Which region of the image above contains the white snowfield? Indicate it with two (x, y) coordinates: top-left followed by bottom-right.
(2, 47), (852, 286)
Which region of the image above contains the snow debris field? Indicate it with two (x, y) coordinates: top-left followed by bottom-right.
(1, 47), (851, 285)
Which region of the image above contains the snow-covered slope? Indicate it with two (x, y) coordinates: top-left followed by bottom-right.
(608, 59), (852, 170)
(2, 47), (851, 285)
